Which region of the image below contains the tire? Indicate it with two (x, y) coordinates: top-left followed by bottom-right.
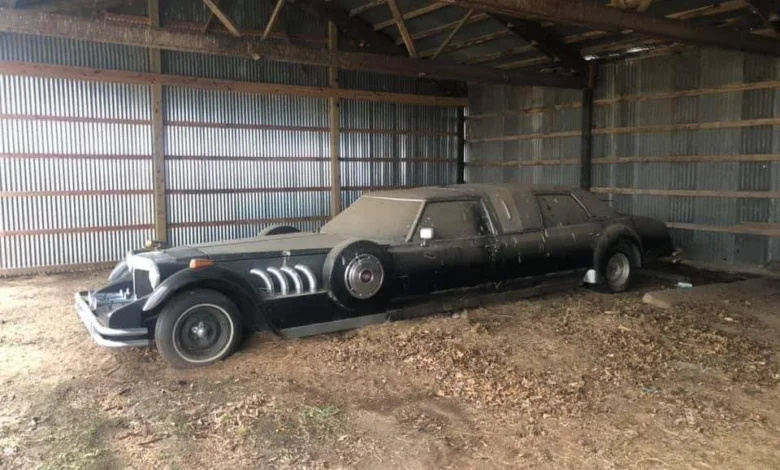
(259, 225), (300, 236)
(322, 240), (394, 312)
(154, 289), (243, 369)
(602, 241), (636, 293)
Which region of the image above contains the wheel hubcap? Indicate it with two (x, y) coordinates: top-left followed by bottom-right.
(344, 254), (384, 299)
(172, 304), (234, 363)
(606, 252), (630, 285)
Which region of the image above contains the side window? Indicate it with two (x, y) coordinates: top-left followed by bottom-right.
(536, 194), (590, 228)
(414, 200), (490, 241)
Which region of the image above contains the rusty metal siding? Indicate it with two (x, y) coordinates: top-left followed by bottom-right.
(468, 49), (780, 269)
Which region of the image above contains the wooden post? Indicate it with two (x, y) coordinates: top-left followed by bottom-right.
(580, 62), (596, 191)
(456, 107), (465, 184)
(328, 22), (341, 217)
(148, 0), (167, 241)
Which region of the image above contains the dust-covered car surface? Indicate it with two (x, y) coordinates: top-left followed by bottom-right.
(75, 184), (674, 368)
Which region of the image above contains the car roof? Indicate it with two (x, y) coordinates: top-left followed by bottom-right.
(366, 184), (579, 202)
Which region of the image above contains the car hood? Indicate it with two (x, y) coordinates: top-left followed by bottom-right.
(162, 232), (347, 262)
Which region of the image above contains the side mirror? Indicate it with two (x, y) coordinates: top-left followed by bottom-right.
(419, 227), (434, 246)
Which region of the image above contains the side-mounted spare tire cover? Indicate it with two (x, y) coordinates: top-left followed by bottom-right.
(258, 225), (300, 236)
(322, 239), (394, 311)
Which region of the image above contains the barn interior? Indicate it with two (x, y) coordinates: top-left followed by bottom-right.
(1, 1), (780, 469)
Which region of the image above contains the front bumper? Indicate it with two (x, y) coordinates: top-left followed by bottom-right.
(74, 291), (152, 348)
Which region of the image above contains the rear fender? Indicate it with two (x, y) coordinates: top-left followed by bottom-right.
(593, 224), (643, 274)
(142, 266), (274, 332)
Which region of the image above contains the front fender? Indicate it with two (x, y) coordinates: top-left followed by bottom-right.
(593, 223), (643, 272)
(142, 265), (272, 331)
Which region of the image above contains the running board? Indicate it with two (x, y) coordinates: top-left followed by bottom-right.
(279, 313), (388, 338)
(277, 276), (581, 339)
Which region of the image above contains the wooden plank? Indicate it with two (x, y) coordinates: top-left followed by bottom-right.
(437, 0), (780, 57)
(457, 107), (465, 184)
(262, 0), (286, 41)
(350, 0), (386, 16)
(386, 0), (417, 57)
(593, 154), (780, 164)
(168, 187), (331, 195)
(148, 0), (167, 244)
(0, 113), (151, 125)
(1, 224), (154, 237)
(0, 11), (583, 88)
(667, 222), (780, 237)
(591, 187), (780, 199)
(467, 159), (579, 167)
(402, 12), (488, 44)
(202, 0), (241, 37)
(328, 22), (341, 218)
(0, 261), (117, 278)
(25, 0), (132, 12)
(580, 64), (595, 190)
(419, 30), (511, 58)
(1, 189), (153, 197)
(374, 2), (446, 30)
(469, 117), (780, 143)
(0, 153), (152, 160)
(431, 9), (473, 60)
(0, 62), (469, 107)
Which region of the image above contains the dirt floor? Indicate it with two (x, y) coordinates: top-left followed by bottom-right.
(1, 268), (780, 470)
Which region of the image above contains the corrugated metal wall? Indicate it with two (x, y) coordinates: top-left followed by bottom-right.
(468, 48), (780, 269)
(0, 6), (459, 274)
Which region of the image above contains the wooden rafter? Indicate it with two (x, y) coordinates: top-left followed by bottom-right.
(419, 29), (510, 58)
(23, 0), (132, 12)
(202, 0), (219, 32)
(0, 9), (585, 88)
(745, 0), (780, 34)
(399, 11), (487, 45)
(437, 0), (780, 57)
(431, 9), (473, 59)
(349, 0), (385, 17)
(262, 0), (286, 40)
(386, 0), (416, 57)
(462, 0), (753, 69)
(202, 0), (241, 37)
(491, 14), (587, 75)
(374, 2), (445, 30)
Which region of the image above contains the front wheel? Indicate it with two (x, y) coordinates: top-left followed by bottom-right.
(154, 289), (243, 369)
(603, 243), (635, 293)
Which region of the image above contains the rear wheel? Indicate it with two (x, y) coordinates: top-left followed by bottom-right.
(603, 242), (635, 293)
(259, 225), (300, 236)
(155, 289), (243, 369)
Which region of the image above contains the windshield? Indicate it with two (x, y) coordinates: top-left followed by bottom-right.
(321, 196), (422, 242)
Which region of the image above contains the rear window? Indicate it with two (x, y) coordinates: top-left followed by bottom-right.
(537, 194), (590, 228)
(321, 196), (422, 242)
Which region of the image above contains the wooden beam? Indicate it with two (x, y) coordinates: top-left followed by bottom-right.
(0, 61), (469, 106)
(401, 12), (488, 45)
(580, 63), (595, 190)
(374, 3), (446, 30)
(23, 0), (132, 12)
(262, 0), (286, 41)
(491, 14), (587, 75)
(328, 22), (341, 217)
(437, 0), (780, 57)
(431, 9), (473, 60)
(592, 187), (780, 200)
(147, 0), (167, 244)
(386, 0), (417, 57)
(350, 0), (385, 17)
(287, 0), (403, 56)
(456, 107), (465, 184)
(419, 30), (511, 58)
(0, 10), (584, 88)
(202, 0), (241, 37)
(745, 0), (780, 34)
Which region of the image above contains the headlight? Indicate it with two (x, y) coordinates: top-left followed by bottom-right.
(148, 267), (161, 289)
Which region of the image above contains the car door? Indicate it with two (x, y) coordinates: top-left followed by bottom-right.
(486, 189), (548, 282)
(536, 192), (601, 273)
(389, 199), (497, 294)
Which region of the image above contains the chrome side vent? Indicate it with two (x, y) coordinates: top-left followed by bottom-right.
(250, 264), (318, 296)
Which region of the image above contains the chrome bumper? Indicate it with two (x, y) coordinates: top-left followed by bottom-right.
(74, 292), (152, 348)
